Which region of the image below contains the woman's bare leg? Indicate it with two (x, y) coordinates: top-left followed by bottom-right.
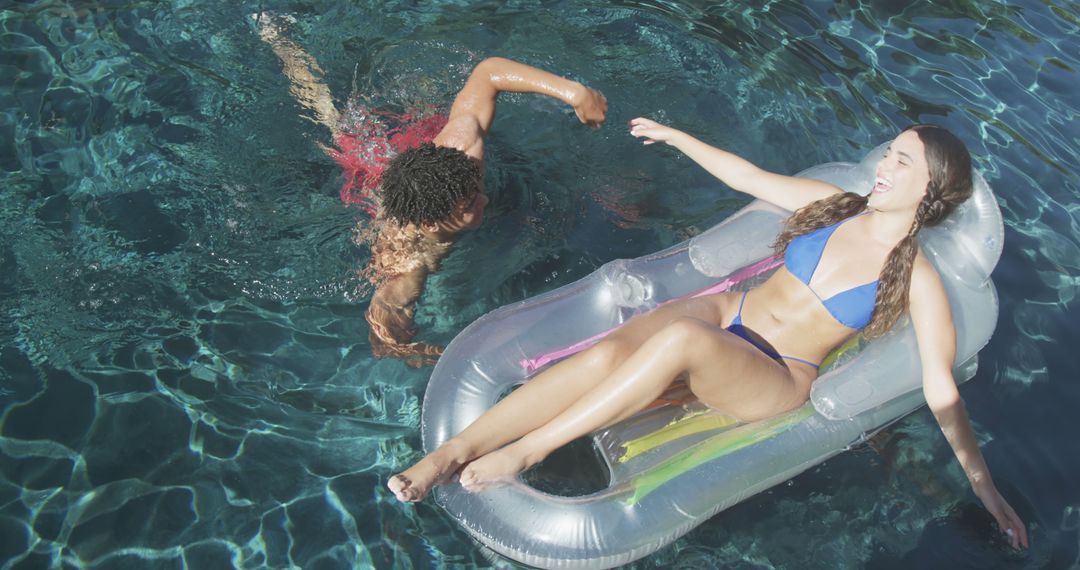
(388, 296), (727, 501)
(458, 316), (810, 491)
(387, 345), (613, 501)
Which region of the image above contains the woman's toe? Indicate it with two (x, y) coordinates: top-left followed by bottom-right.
(388, 474), (411, 500)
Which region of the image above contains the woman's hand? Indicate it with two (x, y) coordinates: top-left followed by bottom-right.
(571, 85), (608, 128)
(629, 117), (684, 145)
(974, 479), (1029, 549)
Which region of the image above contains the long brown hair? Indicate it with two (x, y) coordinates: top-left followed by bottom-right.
(772, 125), (973, 338)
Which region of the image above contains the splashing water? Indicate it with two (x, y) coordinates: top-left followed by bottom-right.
(326, 102), (448, 216)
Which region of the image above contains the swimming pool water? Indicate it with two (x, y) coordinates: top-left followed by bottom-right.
(1, 1), (1078, 568)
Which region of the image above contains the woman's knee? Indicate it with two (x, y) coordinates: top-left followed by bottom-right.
(592, 317), (715, 370)
(655, 317), (714, 348)
(584, 338), (631, 371)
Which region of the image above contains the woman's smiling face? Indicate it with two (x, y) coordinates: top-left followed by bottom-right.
(869, 130), (932, 213)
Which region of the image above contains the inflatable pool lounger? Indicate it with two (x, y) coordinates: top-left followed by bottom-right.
(420, 143), (1004, 569)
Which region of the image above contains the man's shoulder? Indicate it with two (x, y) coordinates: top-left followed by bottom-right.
(434, 116), (484, 159)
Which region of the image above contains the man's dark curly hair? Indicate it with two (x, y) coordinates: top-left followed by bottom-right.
(380, 143), (482, 226)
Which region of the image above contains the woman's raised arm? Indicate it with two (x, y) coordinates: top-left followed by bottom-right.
(629, 117), (840, 212)
(908, 257), (1028, 549)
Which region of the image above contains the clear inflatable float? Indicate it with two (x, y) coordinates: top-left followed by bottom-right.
(420, 143), (1004, 568)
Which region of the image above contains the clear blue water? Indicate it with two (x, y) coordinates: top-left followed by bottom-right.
(1, 1), (1078, 568)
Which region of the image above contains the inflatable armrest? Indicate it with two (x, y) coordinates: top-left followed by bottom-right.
(811, 277), (996, 420)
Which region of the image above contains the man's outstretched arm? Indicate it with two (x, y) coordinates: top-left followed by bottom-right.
(435, 57), (608, 158)
(365, 266), (444, 368)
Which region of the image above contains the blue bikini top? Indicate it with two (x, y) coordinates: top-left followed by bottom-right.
(783, 213), (879, 330)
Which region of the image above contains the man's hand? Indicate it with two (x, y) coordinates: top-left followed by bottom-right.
(369, 332), (444, 368)
(571, 84), (607, 128)
(366, 300), (444, 368)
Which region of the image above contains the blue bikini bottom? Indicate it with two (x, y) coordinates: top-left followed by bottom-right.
(726, 292), (820, 369)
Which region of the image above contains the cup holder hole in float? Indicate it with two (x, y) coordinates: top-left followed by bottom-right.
(614, 273), (651, 308)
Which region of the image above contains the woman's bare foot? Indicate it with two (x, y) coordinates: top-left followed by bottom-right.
(388, 442), (469, 502)
(458, 441), (544, 492)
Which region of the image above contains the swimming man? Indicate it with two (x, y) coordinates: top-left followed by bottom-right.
(256, 15), (607, 366)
